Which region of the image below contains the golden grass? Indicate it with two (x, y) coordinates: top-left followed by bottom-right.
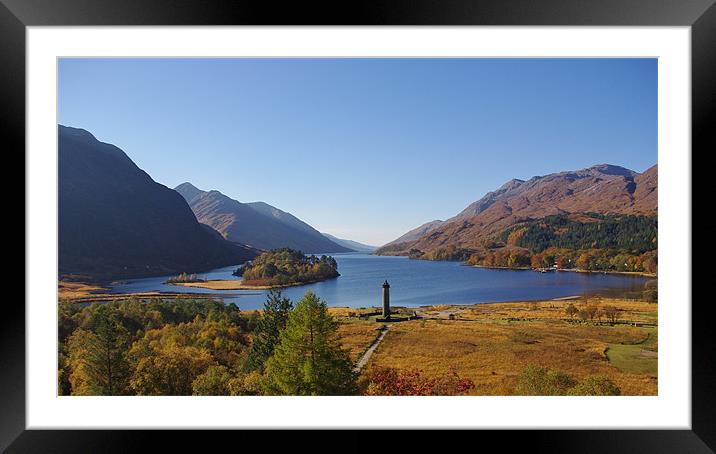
(58, 281), (656, 396)
(344, 298), (657, 395)
(58, 281), (108, 299)
(428, 298), (656, 325)
(57, 279), (243, 303)
(335, 319), (384, 361)
(328, 307), (383, 317)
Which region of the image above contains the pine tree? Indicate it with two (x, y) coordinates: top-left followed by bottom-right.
(67, 306), (130, 395)
(264, 291), (357, 395)
(244, 290), (293, 373)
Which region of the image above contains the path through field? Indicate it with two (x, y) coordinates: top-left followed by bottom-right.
(354, 324), (392, 372)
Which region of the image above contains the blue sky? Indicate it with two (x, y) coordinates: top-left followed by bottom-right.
(58, 58), (657, 246)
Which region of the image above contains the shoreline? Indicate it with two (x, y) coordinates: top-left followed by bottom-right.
(375, 254), (657, 278)
(59, 291), (260, 304)
(168, 277), (335, 290)
(328, 295), (654, 320)
(62, 287), (650, 308)
(556, 268), (656, 278)
(412, 294), (638, 309)
(468, 263), (656, 278)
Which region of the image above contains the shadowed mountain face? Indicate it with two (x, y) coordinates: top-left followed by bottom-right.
(379, 163), (657, 254)
(175, 183), (353, 253)
(58, 126), (258, 280)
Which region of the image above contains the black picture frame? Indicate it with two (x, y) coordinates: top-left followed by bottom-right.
(6, 0), (712, 451)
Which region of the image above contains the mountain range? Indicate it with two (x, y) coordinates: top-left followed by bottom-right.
(378, 163), (657, 255)
(58, 125), (258, 280)
(175, 183), (352, 253)
(58, 124), (657, 279)
(321, 233), (377, 253)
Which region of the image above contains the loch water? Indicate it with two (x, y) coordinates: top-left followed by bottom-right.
(108, 253), (653, 311)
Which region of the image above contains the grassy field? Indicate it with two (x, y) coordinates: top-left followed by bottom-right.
(58, 281), (109, 299)
(333, 298), (658, 395)
(58, 279), (250, 304)
(605, 329), (658, 376)
(58, 279), (657, 395)
(334, 320), (384, 361)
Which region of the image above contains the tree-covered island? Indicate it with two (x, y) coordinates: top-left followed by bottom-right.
(235, 248), (340, 286)
(166, 248), (340, 290)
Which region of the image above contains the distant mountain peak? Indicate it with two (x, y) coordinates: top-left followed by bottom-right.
(175, 182), (200, 191)
(174, 182), (207, 203)
(497, 178), (525, 192)
(379, 162), (657, 255)
(175, 184), (352, 253)
(585, 164), (636, 177)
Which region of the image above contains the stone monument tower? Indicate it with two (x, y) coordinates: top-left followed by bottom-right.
(382, 280), (391, 319)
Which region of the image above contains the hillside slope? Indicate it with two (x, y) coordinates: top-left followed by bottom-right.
(378, 163), (657, 255)
(175, 183), (352, 253)
(380, 220), (445, 248)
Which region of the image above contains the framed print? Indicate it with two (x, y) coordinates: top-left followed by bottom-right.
(6, 0), (714, 451)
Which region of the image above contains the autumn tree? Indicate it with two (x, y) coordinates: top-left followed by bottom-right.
(595, 308), (605, 323)
(66, 329), (98, 395)
(58, 351), (71, 395)
(244, 290), (293, 373)
(59, 297), (258, 396)
(58, 300), (79, 343)
(129, 344), (213, 395)
(58, 300), (80, 395)
(565, 303), (578, 320)
(577, 309), (589, 322)
(516, 364), (577, 395)
(643, 286), (658, 303)
(66, 306), (130, 395)
(516, 365), (621, 396)
(67, 329), (128, 396)
(568, 375), (621, 396)
(227, 371), (264, 396)
(263, 291), (357, 395)
(641, 251), (658, 274)
(585, 302), (600, 321)
(602, 305), (621, 324)
(195, 318), (249, 368)
(192, 364), (233, 395)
